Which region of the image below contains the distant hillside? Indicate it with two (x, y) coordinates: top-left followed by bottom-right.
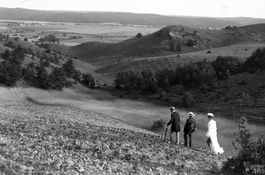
(53, 24), (265, 67)
(0, 7), (253, 28)
(220, 17), (265, 26)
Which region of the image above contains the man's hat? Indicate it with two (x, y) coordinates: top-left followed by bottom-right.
(188, 112), (195, 117)
(207, 113), (214, 118)
(170, 107), (175, 111)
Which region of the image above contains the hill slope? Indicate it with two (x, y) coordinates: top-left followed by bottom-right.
(56, 24), (265, 68)
(0, 87), (227, 174)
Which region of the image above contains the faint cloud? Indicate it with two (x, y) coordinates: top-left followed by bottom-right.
(222, 5), (229, 10)
(18, 0), (31, 4)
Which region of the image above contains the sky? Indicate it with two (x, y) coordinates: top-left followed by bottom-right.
(1, 0), (265, 19)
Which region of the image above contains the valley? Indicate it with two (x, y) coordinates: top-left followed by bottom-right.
(0, 8), (265, 174)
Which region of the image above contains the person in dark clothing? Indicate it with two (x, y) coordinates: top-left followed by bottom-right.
(183, 112), (197, 147)
(167, 107), (181, 144)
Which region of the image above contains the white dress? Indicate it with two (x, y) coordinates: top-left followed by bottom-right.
(206, 119), (224, 154)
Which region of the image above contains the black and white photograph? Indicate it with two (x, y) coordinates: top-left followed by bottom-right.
(0, 0), (265, 174)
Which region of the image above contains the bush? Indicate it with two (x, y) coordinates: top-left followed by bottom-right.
(0, 61), (21, 86)
(186, 39), (195, 47)
(243, 48), (265, 70)
(222, 117), (265, 175)
(152, 118), (167, 131)
(82, 73), (95, 88)
(212, 56), (243, 77)
(182, 92), (195, 107)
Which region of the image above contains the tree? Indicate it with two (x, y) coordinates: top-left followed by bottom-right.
(169, 40), (181, 52)
(186, 39), (196, 47)
(176, 44), (182, 52)
(39, 34), (59, 43)
(135, 33), (142, 38)
(0, 61), (21, 86)
(22, 63), (35, 80)
(35, 65), (49, 89)
(62, 59), (76, 78)
(182, 92), (195, 107)
(243, 48), (265, 70)
(82, 73), (95, 88)
(48, 67), (67, 90)
(212, 56), (242, 77)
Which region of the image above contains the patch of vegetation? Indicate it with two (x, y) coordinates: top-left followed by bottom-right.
(39, 34), (60, 43)
(152, 118), (167, 131)
(243, 48), (265, 70)
(0, 41), (94, 90)
(0, 46), (25, 86)
(113, 48), (265, 110)
(182, 92), (195, 107)
(222, 117), (265, 175)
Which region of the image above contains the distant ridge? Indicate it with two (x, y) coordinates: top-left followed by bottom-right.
(1, 7), (264, 28)
(53, 24), (265, 67)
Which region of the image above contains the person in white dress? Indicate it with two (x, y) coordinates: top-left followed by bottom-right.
(206, 113), (224, 154)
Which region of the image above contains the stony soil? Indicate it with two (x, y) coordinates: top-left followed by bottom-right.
(0, 87), (227, 175)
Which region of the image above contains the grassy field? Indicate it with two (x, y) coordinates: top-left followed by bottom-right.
(25, 85), (265, 156)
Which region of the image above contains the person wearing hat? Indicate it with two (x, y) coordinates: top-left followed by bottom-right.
(206, 113), (224, 154)
(183, 112), (197, 147)
(166, 107), (181, 144)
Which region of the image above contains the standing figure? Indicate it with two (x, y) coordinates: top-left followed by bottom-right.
(167, 107), (181, 144)
(206, 113), (224, 154)
(183, 112), (197, 147)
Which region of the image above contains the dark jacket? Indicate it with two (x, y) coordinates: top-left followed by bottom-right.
(183, 117), (196, 134)
(167, 112), (181, 132)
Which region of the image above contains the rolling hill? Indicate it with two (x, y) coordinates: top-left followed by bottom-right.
(51, 24), (265, 72)
(1, 7), (265, 29)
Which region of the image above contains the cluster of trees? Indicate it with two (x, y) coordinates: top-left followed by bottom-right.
(0, 45), (95, 90)
(22, 59), (95, 90)
(69, 36), (82, 40)
(39, 34), (60, 43)
(243, 48), (265, 70)
(0, 46), (25, 86)
(114, 70), (159, 94)
(114, 47), (265, 94)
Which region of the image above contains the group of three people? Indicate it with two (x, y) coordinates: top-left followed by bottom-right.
(166, 107), (224, 154)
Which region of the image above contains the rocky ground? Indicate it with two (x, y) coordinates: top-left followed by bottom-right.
(0, 87), (228, 175)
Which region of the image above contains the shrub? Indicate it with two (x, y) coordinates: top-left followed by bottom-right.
(152, 118), (167, 131)
(186, 39), (195, 47)
(243, 48), (265, 70)
(212, 56), (243, 77)
(0, 61), (21, 86)
(135, 33), (142, 38)
(82, 73), (95, 88)
(182, 92), (195, 107)
(62, 59), (77, 78)
(222, 116), (265, 175)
